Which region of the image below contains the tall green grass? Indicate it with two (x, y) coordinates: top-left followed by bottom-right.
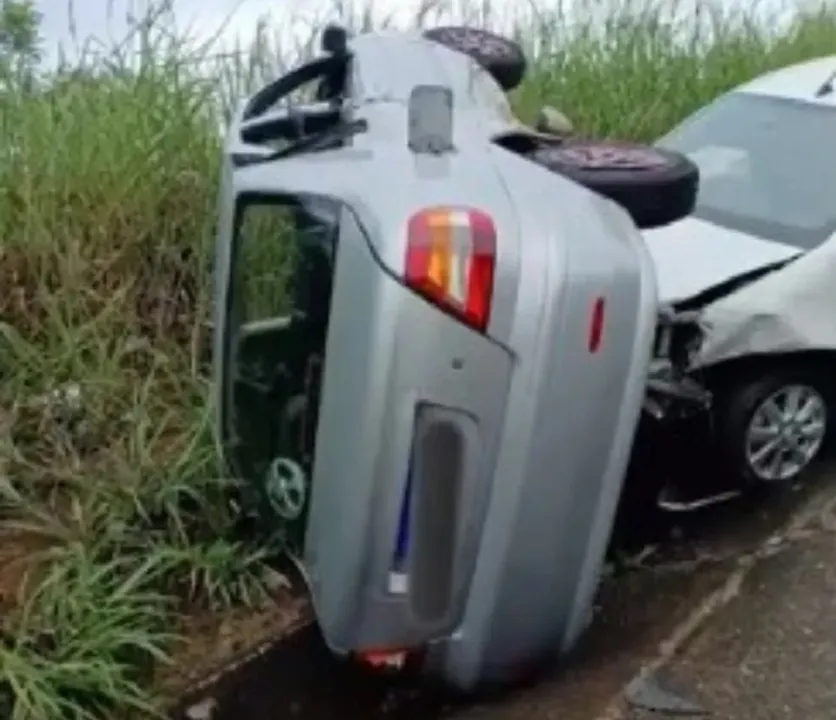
(2, 0), (836, 716)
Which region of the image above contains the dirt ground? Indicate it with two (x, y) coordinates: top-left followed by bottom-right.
(156, 587), (310, 705)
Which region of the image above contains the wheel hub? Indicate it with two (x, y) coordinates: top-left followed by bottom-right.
(744, 384), (827, 482)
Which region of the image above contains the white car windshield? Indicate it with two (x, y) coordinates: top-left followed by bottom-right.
(657, 92), (836, 250)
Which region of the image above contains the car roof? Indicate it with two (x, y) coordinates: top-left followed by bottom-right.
(736, 55), (836, 105)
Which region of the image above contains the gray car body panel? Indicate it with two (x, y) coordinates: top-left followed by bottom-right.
(214, 31), (659, 690)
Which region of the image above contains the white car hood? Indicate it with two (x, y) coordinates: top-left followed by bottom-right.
(642, 216), (800, 304)
(643, 216), (836, 368)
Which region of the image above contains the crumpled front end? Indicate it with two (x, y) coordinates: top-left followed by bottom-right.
(644, 306), (712, 421)
(686, 238), (836, 367)
(641, 230), (836, 419)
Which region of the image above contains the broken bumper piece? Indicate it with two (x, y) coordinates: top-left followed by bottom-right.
(645, 307), (712, 420)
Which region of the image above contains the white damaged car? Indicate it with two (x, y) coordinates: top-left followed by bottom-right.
(643, 56), (836, 507)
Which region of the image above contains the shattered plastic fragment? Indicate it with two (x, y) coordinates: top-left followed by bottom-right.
(625, 672), (708, 716)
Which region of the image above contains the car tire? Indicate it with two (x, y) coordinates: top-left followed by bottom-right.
(423, 26), (526, 91)
(529, 140), (699, 229)
(715, 369), (833, 486)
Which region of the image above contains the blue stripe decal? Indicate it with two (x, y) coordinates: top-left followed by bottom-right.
(392, 464), (413, 570)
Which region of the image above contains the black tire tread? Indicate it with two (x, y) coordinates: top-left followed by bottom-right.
(530, 140), (699, 230)
(423, 26), (526, 91)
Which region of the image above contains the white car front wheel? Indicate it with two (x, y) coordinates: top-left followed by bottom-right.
(718, 369), (832, 485)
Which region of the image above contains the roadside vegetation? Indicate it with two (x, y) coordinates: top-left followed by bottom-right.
(1, 0), (835, 716)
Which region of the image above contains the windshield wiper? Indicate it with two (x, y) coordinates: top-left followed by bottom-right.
(233, 119), (368, 168)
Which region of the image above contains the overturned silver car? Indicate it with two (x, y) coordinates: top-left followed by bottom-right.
(212, 25), (701, 690)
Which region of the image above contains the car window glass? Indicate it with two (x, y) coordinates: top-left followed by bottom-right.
(658, 92), (836, 249)
(222, 194), (341, 543)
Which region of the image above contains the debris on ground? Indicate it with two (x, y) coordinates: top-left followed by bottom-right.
(625, 671), (707, 716)
(185, 696), (218, 720)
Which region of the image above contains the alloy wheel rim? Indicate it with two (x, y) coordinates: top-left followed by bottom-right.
(744, 384), (827, 482)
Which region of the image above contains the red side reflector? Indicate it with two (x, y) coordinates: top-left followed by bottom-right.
(588, 297), (606, 353)
(405, 207), (496, 332)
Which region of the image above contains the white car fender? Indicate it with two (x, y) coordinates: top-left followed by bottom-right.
(694, 233), (836, 367)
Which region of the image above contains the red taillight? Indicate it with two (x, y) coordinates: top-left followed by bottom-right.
(588, 297), (606, 353)
(405, 207), (496, 332)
